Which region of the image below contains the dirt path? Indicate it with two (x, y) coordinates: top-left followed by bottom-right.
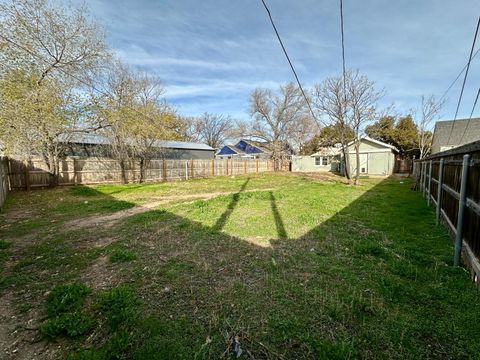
(65, 188), (279, 230)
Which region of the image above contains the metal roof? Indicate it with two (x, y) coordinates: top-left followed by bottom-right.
(61, 133), (214, 151)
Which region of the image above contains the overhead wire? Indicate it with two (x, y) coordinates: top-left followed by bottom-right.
(446, 16), (480, 145)
(259, 0), (322, 126)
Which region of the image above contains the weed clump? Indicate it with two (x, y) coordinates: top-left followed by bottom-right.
(97, 285), (139, 329)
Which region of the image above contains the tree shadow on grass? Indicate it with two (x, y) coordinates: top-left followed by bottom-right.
(211, 178), (250, 232)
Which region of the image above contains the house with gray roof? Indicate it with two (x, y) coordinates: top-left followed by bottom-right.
(431, 118), (480, 154)
(62, 133), (215, 160)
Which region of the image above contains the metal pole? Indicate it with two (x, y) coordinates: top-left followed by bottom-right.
(423, 161), (428, 198)
(454, 154), (470, 266)
(436, 158), (445, 225)
(419, 161), (424, 193)
(427, 160), (433, 206)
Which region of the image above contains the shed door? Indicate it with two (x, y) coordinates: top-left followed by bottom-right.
(368, 152), (389, 175)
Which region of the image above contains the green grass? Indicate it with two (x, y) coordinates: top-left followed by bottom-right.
(1, 173), (480, 359)
(109, 248), (137, 263)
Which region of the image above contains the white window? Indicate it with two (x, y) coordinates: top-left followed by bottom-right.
(315, 156), (321, 166)
(322, 157), (328, 165)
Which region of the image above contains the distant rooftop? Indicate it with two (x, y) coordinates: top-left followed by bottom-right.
(62, 133), (214, 151)
(431, 118), (480, 154)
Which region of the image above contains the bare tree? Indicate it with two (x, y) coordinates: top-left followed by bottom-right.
(417, 95), (444, 159)
(248, 83), (311, 166)
(131, 72), (184, 182)
(93, 61), (137, 183)
(347, 70), (384, 184)
(93, 62), (185, 183)
(187, 113), (234, 149)
(0, 0), (107, 186)
(313, 71), (382, 184)
(313, 75), (352, 180)
(0, 0), (107, 85)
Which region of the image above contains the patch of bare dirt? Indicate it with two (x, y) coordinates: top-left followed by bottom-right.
(81, 255), (119, 291)
(0, 293), (60, 360)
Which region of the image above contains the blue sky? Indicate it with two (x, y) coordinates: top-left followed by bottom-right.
(74, 0), (479, 124)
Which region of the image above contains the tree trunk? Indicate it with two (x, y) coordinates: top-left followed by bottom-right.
(120, 160), (128, 184)
(341, 143), (351, 181)
(45, 149), (60, 188)
(354, 140), (361, 185)
(139, 158), (145, 183)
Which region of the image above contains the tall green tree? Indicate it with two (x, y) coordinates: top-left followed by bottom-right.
(393, 115), (418, 154)
(365, 116), (396, 144)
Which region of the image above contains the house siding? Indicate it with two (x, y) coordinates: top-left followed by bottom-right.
(293, 138), (396, 176)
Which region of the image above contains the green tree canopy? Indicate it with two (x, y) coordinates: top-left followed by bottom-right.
(366, 114), (419, 155)
(300, 124), (354, 155)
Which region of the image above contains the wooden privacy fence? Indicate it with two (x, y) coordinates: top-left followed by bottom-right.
(7, 157), (290, 189)
(414, 141), (480, 284)
(0, 157), (8, 210)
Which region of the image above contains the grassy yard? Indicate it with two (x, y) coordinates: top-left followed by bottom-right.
(1, 172), (480, 359)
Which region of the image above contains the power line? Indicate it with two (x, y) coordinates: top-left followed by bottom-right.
(439, 47), (480, 102)
(340, 0), (348, 122)
(447, 16), (480, 145)
(259, 0), (321, 125)
(0, 34), (179, 133)
(459, 87), (480, 143)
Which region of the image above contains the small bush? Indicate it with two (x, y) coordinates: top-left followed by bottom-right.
(70, 186), (100, 197)
(97, 286), (138, 329)
(41, 312), (96, 339)
(355, 241), (384, 257)
(110, 249), (137, 263)
(0, 240), (11, 250)
(314, 340), (357, 360)
(47, 283), (91, 316)
(67, 331), (131, 360)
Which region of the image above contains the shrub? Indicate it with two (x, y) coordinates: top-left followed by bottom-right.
(97, 286), (138, 329)
(110, 249), (137, 263)
(0, 240), (11, 250)
(47, 283), (91, 316)
(41, 312), (95, 339)
(70, 186), (99, 197)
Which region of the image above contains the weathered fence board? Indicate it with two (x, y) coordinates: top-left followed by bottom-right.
(7, 157), (289, 189)
(0, 157), (9, 210)
(415, 140), (480, 285)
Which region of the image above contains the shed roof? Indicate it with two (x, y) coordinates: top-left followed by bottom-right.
(431, 118), (480, 154)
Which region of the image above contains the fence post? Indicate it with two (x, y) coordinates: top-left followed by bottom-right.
(190, 159), (194, 179)
(73, 158), (77, 185)
(454, 154), (470, 266)
(436, 158), (445, 225)
(422, 161), (428, 197)
(256, 159), (259, 173)
(244, 160), (247, 174)
(162, 160), (167, 181)
(185, 161), (188, 180)
(419, 161), (423, 192)
(24, 160), (30, 191)
(427, 160), (433, 206)
(211, 159), (214, 177)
